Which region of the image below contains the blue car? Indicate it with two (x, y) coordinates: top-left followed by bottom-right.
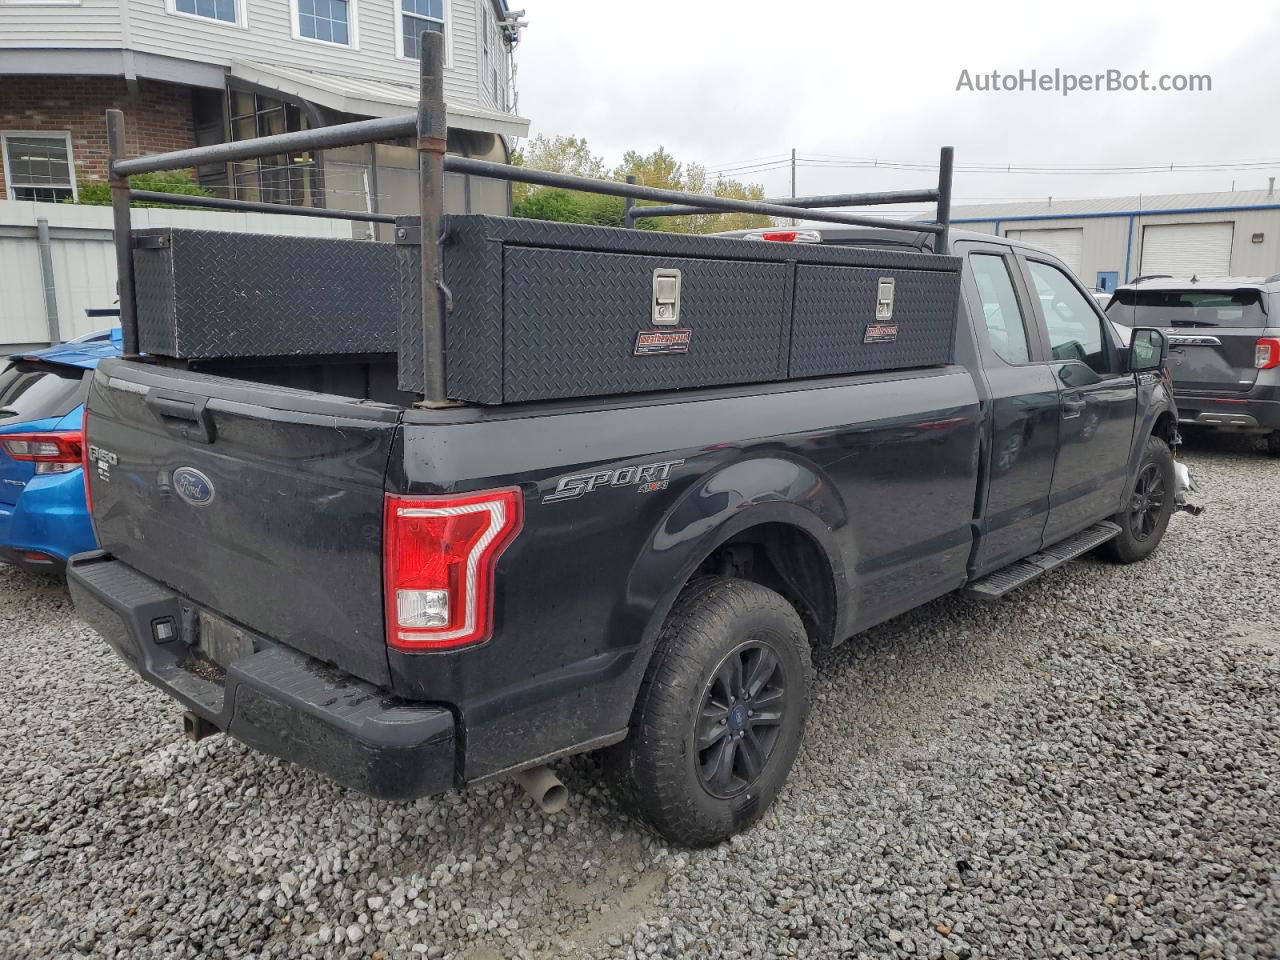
(0, 329), (121, 573)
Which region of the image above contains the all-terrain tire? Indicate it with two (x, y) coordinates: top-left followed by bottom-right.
(1100, 435), (1176, 564)
(607, 577), (812, 846)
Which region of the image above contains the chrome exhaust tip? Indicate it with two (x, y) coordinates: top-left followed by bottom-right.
(512, 765), (568, 814)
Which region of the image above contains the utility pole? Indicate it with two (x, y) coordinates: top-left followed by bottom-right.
(789, 147), (797, 226)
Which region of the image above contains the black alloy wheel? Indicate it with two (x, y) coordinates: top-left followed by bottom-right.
(1128, 461), (1166, 542)
(695, 641), (789, 799)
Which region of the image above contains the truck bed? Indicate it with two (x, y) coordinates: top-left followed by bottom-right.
(81, 356), (981, 781)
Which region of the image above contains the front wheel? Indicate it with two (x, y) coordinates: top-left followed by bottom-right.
(1100, 435), (1176, 564)
(607, 577), (812, 846)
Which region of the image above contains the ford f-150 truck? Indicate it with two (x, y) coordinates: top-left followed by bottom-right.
(68, 37), (1185, 845)
(69, 222), (1184, 845)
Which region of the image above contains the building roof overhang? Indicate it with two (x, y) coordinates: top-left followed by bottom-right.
(230, 60), (530, 139)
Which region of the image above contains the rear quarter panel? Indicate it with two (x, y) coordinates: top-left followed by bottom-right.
(390, 368), (981, 780)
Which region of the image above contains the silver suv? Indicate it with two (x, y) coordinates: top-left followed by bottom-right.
(1107, 276), (1280, 455)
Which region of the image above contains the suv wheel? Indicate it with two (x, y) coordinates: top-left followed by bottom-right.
(1101, 435), (1176, 564)
(1266, 431), (1280, 457)
(607, 577), (812, 846)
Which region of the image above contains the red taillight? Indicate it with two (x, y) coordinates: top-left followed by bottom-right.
(1255, 337), (1280, 370)
(383, 487), (523, 652)
(2, 431), (83, 471)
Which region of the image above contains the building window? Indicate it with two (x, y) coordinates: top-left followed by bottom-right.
(1, 132), (77, 203)
(294, 0), (355, 46)
(400, 0), (445, 60)
(481, 3), (504, 108)
(170, 0), (241, 25)
(226, 91), (321, 207)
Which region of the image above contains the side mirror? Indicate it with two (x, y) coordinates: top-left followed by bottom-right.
(1127, 327), (1167, 374)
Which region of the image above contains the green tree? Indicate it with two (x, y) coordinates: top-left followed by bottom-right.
(512, 188), (660, 230)
(73, 171), (211, 207)
(511, 136), (771, 234)
(613, 146), (684, 191)
(614, 147), (770, 234)
(510, 134), (608, 207)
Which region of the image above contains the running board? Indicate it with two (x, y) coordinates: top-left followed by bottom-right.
(964, 521), (1122, 601)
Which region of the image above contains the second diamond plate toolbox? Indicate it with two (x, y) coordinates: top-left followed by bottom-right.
(397, 216), (963, 403)
(133, 229), (399, 360)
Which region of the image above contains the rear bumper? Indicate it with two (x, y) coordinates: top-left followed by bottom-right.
(67, 552), (457, 801)
(1174, 386), (1280, 432)
(0, 467), (97, 571)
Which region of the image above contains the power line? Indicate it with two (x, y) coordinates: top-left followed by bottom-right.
(702, 160), (793, 178)
(702, 151), (792, 173)
(790, 153), (1280, 176)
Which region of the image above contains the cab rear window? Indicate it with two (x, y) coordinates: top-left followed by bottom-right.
(0, 360), (88, 423)
(1106, 289), (1267, 328)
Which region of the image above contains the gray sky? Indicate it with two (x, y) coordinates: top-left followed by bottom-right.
(513, 0), (1280, 212)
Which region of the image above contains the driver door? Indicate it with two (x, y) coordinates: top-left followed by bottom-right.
(1018, 256), (1138, 543)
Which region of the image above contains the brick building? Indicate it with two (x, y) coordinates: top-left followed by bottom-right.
(0, 77), (196, 199)
(0, 0), (529, 213)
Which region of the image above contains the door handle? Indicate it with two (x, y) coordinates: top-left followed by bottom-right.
(1061, 394), (1086, 420)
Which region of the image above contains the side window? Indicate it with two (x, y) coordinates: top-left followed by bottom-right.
(1026, 260), (1110, 375)
(969, 253), (1031, 364)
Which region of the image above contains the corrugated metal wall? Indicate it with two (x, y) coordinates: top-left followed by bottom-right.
(955, 209), (1280, 288)
(0, 199), (351, 348)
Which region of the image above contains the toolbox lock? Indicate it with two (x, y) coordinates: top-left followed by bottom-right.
(652, 268), (682, 326)
(876, 278), (896, 321)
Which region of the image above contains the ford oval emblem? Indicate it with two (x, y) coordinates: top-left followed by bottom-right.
(172, 466), (215, 507)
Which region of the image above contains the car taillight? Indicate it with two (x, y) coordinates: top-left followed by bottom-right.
(1255, 338), (1280, 370)
(2, 431), (83, 475)
(383, 487), (523, 652)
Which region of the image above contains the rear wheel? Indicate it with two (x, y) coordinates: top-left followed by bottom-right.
(1266, 431), (1280, 457)
(607, 577), (812, 846)
(1101, 435), (1175, 564)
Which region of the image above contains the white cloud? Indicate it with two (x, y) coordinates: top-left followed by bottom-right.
(513, 0), (1280, 206)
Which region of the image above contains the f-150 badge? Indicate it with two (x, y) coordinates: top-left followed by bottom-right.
(544, 459), (685, 503)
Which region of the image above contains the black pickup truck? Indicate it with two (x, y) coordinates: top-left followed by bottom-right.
(68, 38), (1185, 845)
(69, 222), (1183, 846)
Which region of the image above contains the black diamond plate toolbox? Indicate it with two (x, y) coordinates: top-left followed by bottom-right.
(397, 216), (962, 403)
(133, 229), (399, 360)
(501, 247), (790, 403)
(789, 264), (959, 377)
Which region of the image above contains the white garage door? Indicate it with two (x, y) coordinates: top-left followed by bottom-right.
(1006, 228), (1084, 275)
(1139, 222), (1233, 277)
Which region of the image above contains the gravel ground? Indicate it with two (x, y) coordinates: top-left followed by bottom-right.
(1, 435), (1277, 960)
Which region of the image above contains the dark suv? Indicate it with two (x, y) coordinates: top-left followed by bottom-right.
(1107, 276), (1280, 454)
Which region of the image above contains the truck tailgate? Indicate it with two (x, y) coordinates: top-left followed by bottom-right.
(84, 358), (401, 687)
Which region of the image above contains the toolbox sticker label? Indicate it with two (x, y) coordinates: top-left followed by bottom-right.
(634, 328), (692, 356)
(863, 322), (899, 344)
